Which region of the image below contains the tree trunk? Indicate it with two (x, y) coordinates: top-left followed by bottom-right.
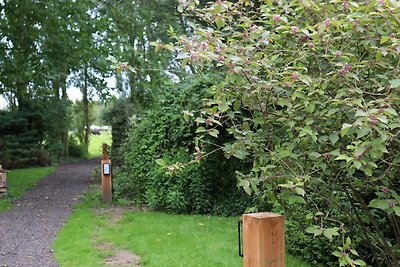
(60, 74), (69, 156)
(52, 78), (61, 98)
(82, 68), (90, 151)
(16, 81), (29, 111)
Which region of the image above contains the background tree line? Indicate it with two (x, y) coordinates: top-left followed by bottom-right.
(0, 0), (182, 167)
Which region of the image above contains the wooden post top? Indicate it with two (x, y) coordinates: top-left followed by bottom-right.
(102, 143), (108, 160)
(243, 212), (284, 219)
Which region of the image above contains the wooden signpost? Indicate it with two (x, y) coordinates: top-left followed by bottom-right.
(242, 212), (285, 267)
(101, 144), (112, 203)
(0, 165), (7, 198)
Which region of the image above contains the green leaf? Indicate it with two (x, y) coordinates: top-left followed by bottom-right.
(288, 195), (306, 204)
(329, 133), (339, 145)
(327, 108), (339, 116)
(380, 36), (390, 44)
(363, 168), (372, 176)
(106, 55), (118, 63)
(208, 128), (219, 138)
(295, 187), (306, 196)
(181, 58), (189, 68)
(353, 259), (366, 266)
(309, 152), (321, 158)
(384, 107), (398, 116)
(356, 126), (370, 139)
(305, 213), (313, 220)
(155, 159), (166, 167)
(390, 79), (400, 89)
(376, 115), (388, 124)
(390, 123), (400, 129)
(215, 17), (225, 29)
(341, 123), (352, 137)
(214, 3), (223, 14)
(354, 146), (366, 158)
(393, 206), (400, 217)
(353, 160), (362, 169)
(196, 127), (206, 133)
(234, 149), (249, 160)
(299, 75), (312, 86)
(335, 154), (352, 162)
(344, 236), (351, 250)
(350, 249), (359, 256)
(323, 227), (340, 241)
(332, 251), (342, 258)
(306, 226), (323, 237)
(238, 179), (251, 195)
(369, 199), (389, 210)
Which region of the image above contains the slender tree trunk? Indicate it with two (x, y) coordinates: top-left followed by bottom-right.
(16, 81), (28, 111)
(52, 78), (61, 98)
(82, 68), (90, 151)
(128, 71), (139, 108)
(60, 74), (69, 156)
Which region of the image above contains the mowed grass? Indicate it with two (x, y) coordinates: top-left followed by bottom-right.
(54, 201), (110, 266)
(54, 199), (312, 267)
(0, 166), (55, 211)
(88, 131), (112, 158)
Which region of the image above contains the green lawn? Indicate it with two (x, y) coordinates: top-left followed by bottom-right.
(88, 131), (112, 158)
(54, 199), (312, 267)
(0, 166), (55, 211)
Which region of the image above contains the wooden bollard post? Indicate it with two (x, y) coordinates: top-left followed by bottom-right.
(101, 144), (112, 203)
(0, 165), (7, 198)
(243, 212), (285, 267)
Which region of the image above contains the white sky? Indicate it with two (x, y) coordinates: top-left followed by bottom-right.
(0, 77), (117, 110)
(0, 96), (6, 109)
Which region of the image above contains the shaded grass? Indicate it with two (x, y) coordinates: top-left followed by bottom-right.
(0, 166), (55, 211)
(54, 198), (312, 267)
(88, 131), (112, 158)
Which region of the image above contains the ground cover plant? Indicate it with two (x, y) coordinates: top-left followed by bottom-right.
(144, 0), (400, 266)
(54, 197), (311, 267)
(0, 166), (55, 211)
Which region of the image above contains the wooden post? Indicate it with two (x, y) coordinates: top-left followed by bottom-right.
(0, 165), (7, 198)
(243, 212), (285, 267)
(102, 143), (108, 161)
(101, 144), (112, 203)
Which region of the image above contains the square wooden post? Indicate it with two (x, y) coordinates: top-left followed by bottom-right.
(0, 165), (7, 198)
(101, 144), (112, 203)
(243, 212), (285, 267)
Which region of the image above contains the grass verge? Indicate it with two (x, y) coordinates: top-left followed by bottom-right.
(0, 166), (55, 211)
(88, 131), (112, 158)
(54, 198), (312, 267)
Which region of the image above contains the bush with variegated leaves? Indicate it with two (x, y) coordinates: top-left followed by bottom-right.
(156, 0), (400, 266)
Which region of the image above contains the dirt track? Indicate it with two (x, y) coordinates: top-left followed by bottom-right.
(0, 158), (98, 267)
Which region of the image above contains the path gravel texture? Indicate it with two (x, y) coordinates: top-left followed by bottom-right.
(0, 158), (98, 267)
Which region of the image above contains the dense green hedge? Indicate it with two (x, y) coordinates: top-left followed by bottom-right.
(113, 77), (265, 215)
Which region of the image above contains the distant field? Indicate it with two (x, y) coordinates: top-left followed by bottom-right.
(88, 131), (112, 158)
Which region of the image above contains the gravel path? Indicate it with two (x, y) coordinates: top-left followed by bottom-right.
(0, 158), (99, 267)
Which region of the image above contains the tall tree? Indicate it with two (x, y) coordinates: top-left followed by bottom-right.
(101, 0), (183, 109)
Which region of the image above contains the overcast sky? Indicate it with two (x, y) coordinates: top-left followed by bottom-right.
(0, 77), (117, 110)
